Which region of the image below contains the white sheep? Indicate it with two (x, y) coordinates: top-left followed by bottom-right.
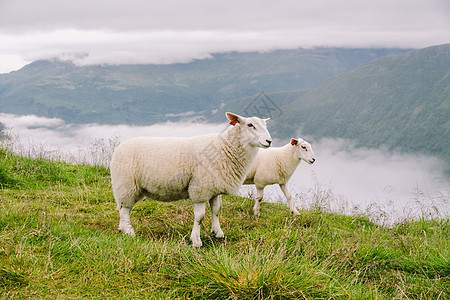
(243, 137), (315, 216)
(110, 112), (272, 247)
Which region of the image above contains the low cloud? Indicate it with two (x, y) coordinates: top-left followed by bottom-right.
(1, 113), (448, 223)
(2, 114), (65, 128)
(2, 28), (448, 73)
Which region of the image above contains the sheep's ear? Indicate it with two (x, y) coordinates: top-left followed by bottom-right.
(226, 112), (242, 126)
(263, 118), (270, 124)
(291, 139), (298, 146)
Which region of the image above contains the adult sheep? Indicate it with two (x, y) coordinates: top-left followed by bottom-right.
(243, 137), (315, 216)
(110, 112), (272, 247)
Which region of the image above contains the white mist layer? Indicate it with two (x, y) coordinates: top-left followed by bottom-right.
(242, 138), (449, 225)
(1, 113), (448, 224)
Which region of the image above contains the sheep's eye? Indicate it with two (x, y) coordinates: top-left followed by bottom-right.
(301, 146), (307, 150)
(247, 123), (255, 129)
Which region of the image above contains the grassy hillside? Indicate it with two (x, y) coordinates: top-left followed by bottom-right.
(0, 48), (407, 125)
(0, 147), (448, 298)
(275, 44), (450, 166)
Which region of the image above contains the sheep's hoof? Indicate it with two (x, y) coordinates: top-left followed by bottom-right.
(118, 223), (135, 236)
(291, 209), (300, 216)
(214, 230), (224, 238)
(190, 233), (203, 247)
(191, 239), (203, 248)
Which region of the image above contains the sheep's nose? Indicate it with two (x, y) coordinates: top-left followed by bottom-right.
(266, 139), (272, 146)
(311, 158), (316, 163)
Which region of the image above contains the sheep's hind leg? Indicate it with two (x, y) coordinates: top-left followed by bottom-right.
(210, 196), (224, 238)
(280, 183), (299, 216)
(190, 202), (206, 247)
(115, 189), (143, 236)
(118, 206), (135, 236)
(253, 187), (264, 217)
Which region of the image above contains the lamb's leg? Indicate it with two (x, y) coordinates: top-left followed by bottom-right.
(118, 206), (135, 235)
(190, 202), (206, 247)
(253, 187), (264, 216)
(210, 195), (224, 238)
(280, 183), (299, 216)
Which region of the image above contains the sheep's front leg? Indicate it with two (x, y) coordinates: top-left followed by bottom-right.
(253, 187), (264, 216)
(210, 196), (224, 238)
(280, 183), (299, 216)
(190, 202), (206, 247)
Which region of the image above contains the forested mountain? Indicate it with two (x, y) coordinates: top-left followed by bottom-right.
(274, 44), (450, 165)
(0, 48), (406, 124)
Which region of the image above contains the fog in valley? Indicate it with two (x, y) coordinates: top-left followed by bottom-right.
(1, 113), (448, 224)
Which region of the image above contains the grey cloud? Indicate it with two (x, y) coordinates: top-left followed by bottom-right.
(1, 0), (449, 72)
(1, 0), (448, 33)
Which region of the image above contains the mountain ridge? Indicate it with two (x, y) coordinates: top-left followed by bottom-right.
(0, 48), (408, 124)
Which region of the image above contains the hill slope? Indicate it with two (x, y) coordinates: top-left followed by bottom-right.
(0, 147), (449, 298)
(0, 48), (406, 124)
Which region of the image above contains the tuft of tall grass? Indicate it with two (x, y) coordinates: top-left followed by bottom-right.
(175, 242), (347, 299)
(0, 265), (28, 288)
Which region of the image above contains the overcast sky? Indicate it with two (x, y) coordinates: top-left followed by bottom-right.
(1, 0), (449, 73)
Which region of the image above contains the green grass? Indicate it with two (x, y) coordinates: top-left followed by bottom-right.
(0, 147), (449, 299)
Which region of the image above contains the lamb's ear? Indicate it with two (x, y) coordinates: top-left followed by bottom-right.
(263, 118), (270, 124)
(291, 138), (298, 146)
(226, 112), (242, 126)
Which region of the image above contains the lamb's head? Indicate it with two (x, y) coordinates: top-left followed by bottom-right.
(291, 138), (316, 164)
(226, 112), (272, 148)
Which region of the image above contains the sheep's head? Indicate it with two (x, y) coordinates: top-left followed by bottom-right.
(226, 112), (272, 148)
(291, 138), (316, 164)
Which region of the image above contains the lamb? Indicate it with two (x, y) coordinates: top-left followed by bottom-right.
(243, 137), (315, 216)
(110, 112), (272, 247)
